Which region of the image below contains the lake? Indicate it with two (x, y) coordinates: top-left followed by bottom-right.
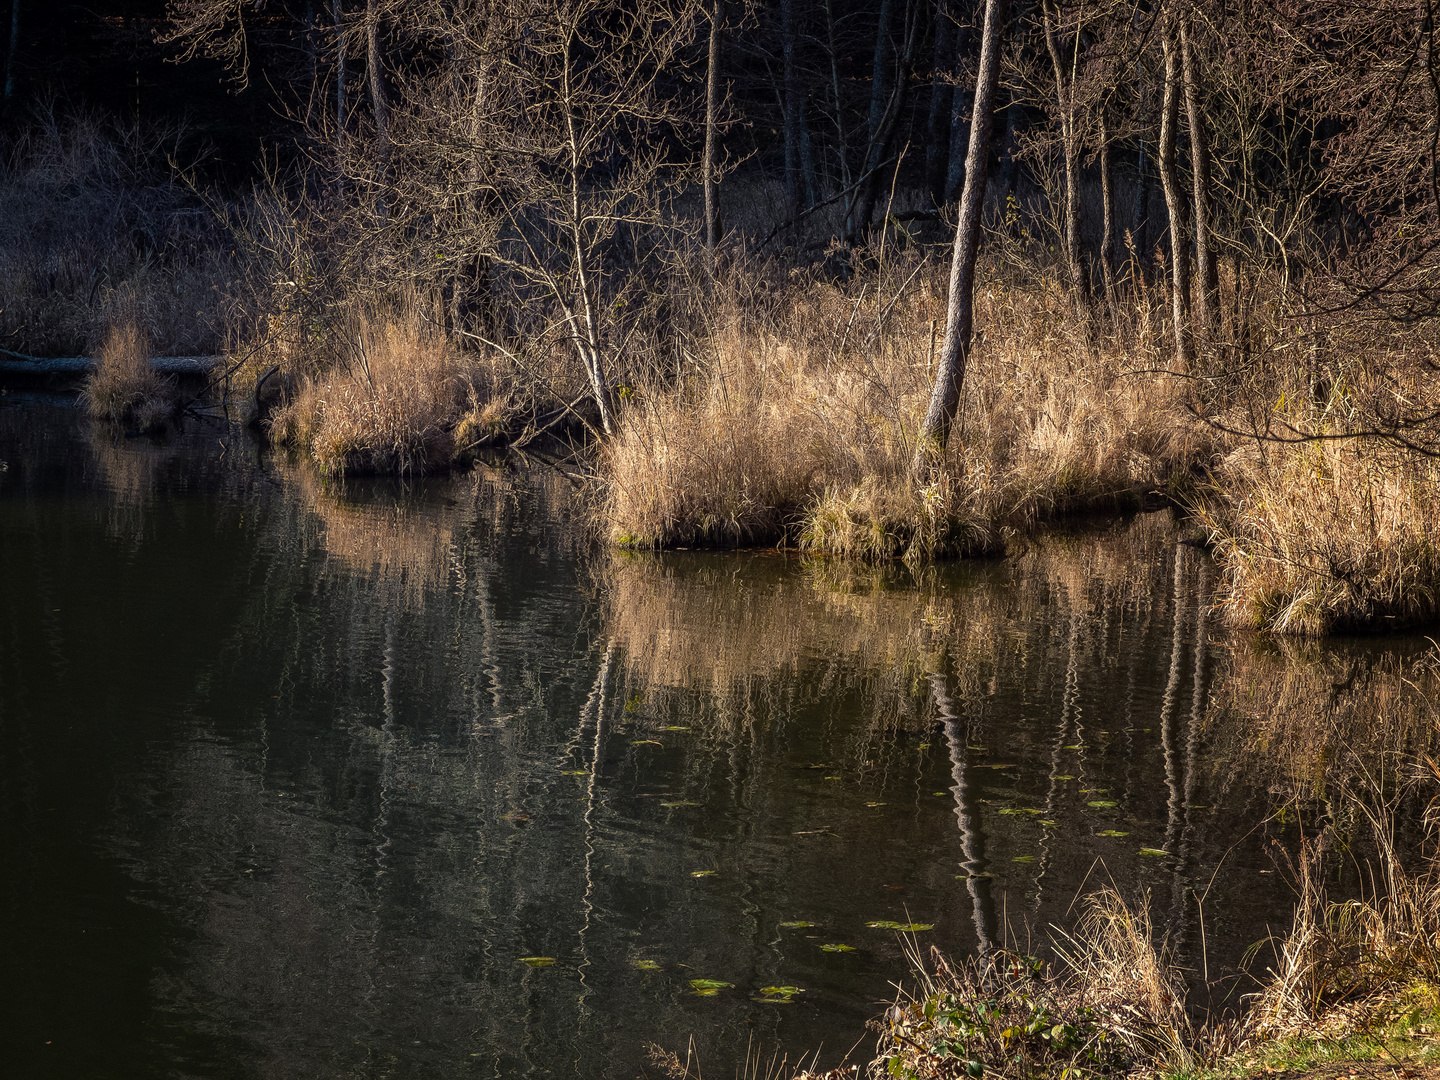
(2, 396), (1433, 1079)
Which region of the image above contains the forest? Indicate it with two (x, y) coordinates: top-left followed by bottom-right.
(3, 0), (1440, 626)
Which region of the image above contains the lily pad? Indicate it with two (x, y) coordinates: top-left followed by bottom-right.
(760, 985), (804, 997)
(778, 921), (817, 929)
(1096, 829), (1130, 838)
(634, 959), (661, 970)
(1087, 800), (1118, 809)
(690, 870), (717, 877)
(1139, 847), (1170, 857)
(519, 957), (556, 967)
(819, 943), (855, 952)
(689, 978), (734, 990)
(866, 920), (934, 932)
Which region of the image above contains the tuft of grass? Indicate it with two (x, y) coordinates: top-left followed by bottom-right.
(266, 307), (517, 475)
(79, 315), (175, 431)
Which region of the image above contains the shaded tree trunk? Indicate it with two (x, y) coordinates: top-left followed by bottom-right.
(335, 0), (348, 133)
(1131, 63), (1152, 274)
(926, 0), (956, 205)
(1179, 4), (1217, 338)
(1099, 105), (1117, 313)
(914, 0), (1009, 477)
(1158, 10), (1193, 369)
(944, 14), (975, 202)
(3, 0), (18, 105)
(846, 0), (914, 242)
(366, 0), (389, 151)
(703, 0), (724, 251)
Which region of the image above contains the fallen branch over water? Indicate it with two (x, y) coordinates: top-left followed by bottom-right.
(0, 348), (220, 375)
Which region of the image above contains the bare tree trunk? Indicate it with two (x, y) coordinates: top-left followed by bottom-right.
(1158, 11), (1193, 370)
(703, 0), (724, 251)
(3, 0), (18, 105)
(913, 0), (1009, 478)
(999, 93), (1023, 209)
(1131, 60), (1152, 275)
(366, 0), (389, 151)
(1099, 105), (1117, 314)
(780, 0), (802, 218)
(1042, 0), (1091, 323)
(845, 0), (903, 242)
(1179, 4), (1217, 339)
(303, 0), (319, 128)
(926, 0), (956, 205)
(335, 0), (348, 133)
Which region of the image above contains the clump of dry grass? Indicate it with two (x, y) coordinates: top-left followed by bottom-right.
(266, 308), (517, 475)
(872, 888), (1243, 1080)
(1248, 768), (1440, 1040)
(79, 315), (175, 431)
(600, 249), (1217, 556)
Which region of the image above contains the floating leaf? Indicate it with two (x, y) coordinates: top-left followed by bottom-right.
(819, 943), (855, 952)
(1063, 745), (1085, 751)
(632, 739), (663, 746)
(692, 987), (722, 996)
(865, 802), (887, 808)
(690, 978), (734, 990)
(1039, 819), (1058, 827)
(1139, 847), (1170, 857)
(519, 957), (555, 967)
(691, 870), (717, 877)
(917, 743), (931, 750)
(661, 801), (699, 807)
(760, 985), (804, 997)
(867, 920), (934, 932)
(1087, 800), (1118, 809)
(967, 745), (988, 751)
(634, 959), (661, 970)
(934, 791), (948, 796)
(999, 807), (1042, 816)
(1096, 829), (1130, 838)
(824, 776), (842, 781)
(980, 764), (1018, 770)
(1053, 774), (1076, 781)
(663, 726), (691, 732)
(1012, 855), (1037, 863)
(1080, 788), (1109, 794)
(561, 769), (589, 776)
(779, 921), (816, 929)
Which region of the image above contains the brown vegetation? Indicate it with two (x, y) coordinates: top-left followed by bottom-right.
(79, 314), (175, 431)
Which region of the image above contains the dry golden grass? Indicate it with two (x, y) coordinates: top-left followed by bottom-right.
(79, 315), (175, 431)
(600, 248), (1218, 557)
(267, 307), (518, 475)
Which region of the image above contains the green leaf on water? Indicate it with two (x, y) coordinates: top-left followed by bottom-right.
(1139, 847), (1170, 857)
(819, 943), (855, 952)
(1012, 855), (1037, 863)
(691, 987), (722, 996)
(867, 920), (934, 931)
(634, 959), (661, 970)
(632, 739), (663, 746)
(967, 746), (987, 751)
(691, 870), (717, 877)
(690, 978), (733, 990)
(917, 743), (931, 750)
(779, 921), (816, 929)
(660, 801), (699, 807)
(1053, 774), (1076, 780)
(934, 791), (948, 796)
(865, 801), (887, 808)
(760, 985), (804, 997)
(1063, 745), (1085, 751)
(1096, 829), (1130, 837)
(663, 726), (691, 731)
(1087, 800), (1118, 808)
(1080, 788), (1109, 794)
(519, 957), (555, 967)
(561, 769), (589, 776)
(1039, 819), (1058, 827)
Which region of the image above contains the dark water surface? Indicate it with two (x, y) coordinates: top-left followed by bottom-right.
(0, 399), (1424, 1079)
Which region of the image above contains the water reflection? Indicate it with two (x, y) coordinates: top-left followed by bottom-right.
(0, 401), (1433, 1080)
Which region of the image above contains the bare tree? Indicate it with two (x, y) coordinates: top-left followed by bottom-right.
(1041, 0), (1092, 323)
(1156, 5), (1192, 369)
(1178, 1), (1216, 337)
(914, 0), (1010, 477)
(703, 0), (724, 252)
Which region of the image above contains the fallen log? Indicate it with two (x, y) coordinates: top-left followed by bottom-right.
(0, 348), (221, 375)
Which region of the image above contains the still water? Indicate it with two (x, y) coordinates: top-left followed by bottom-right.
(1, 398), (1432, 1079)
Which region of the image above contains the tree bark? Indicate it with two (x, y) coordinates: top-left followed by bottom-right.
(335, 0), (348, 133)
(913, 0), (1009, 478)
(1179, 4), (1217, 338)
(926, 0), (956, 205)
(703, 0), (724, 251)
(1131, 58), (1152, 275)
(1158, 10), (1193, 370)
(1099, 104), (1117, 314)
(366, 0), (389, 150)
(1042, 0), (1091, 323)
